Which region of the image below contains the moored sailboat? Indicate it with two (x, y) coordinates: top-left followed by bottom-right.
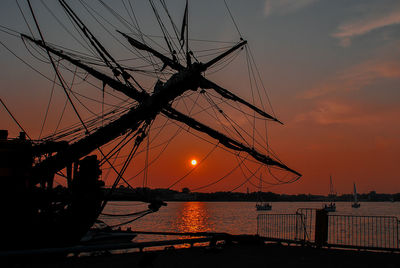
(351, 183), (360, 208)
(256, 175), (272, 211)
(323, 176), (336, 212)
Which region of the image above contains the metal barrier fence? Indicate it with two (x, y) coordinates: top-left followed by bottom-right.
(296, 208), (315, 242)
(257, 214), (305, 242)
(257, 209), (400, 252)
(328, 215), (399, 251)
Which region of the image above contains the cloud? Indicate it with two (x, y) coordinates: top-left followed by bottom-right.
(302, 60), (400, 99)
(333, 8), (400, 47)
(264, 0), (318, 17)
(294, 100), (400, 126)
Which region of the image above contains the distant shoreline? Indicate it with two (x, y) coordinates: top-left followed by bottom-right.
(105, 187), (400, 202)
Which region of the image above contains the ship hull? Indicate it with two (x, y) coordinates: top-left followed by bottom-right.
(0, 135), (104, 250)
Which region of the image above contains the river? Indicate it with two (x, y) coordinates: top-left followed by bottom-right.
(99, 201), (400, 243)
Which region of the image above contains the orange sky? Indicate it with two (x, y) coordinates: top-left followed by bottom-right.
(1, 0), (400, 195)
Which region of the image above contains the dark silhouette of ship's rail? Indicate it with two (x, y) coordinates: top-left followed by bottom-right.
(0, 232), (260, 257)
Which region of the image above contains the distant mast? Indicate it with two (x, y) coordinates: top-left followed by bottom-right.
(353, 183), (358, 203)
(351, 182), (360, 208)
(329, 175), (336, 198)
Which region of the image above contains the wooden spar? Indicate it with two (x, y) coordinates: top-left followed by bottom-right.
(118, 33), (279, 122)
(200, 40), (247, 70)
(117, 31), (183, 71)
(21, 34), (147, 103)
(199, 77), (283, 124)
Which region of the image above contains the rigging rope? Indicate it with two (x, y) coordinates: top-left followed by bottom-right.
(38, 60), (59, 139)
(27, 0), (89, 133)
(40, 0), (98, 57)
(192, 153), (247, 191)
(143, 124), (151, 188)
(223, 0), (242, 38)
(167, 142), (219, 190)
(108, 210), (153, 228)
(7, 0), (300, 199)
(0, 98), (32, 140)
(100, 121), (152, 210)
(229, 157), (262, 192)
(244, 47), (256, 147)
(16, 0), (34, 37)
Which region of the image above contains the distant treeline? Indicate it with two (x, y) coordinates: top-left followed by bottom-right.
(104, 186), (400, 202)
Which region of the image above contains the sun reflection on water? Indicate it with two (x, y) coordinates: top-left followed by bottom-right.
(174, 202), (212, 233)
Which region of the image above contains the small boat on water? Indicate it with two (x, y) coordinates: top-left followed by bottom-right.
(256, 203), (272, 211)
(351, 183), (361, 208)
(256, 174), (272, 211)
(323, 176), (336, 212)
(80, 221), (137, 245)
(323, 202), (336, 212)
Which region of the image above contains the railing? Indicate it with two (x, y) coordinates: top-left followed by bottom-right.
(0, 232), (242, 257)
(296, 208), (316, 242)
(257, 214), (305, 242)
(0, 238), (214, 257)
(257, 209), (400, 252)
(328, 215), (399, 251)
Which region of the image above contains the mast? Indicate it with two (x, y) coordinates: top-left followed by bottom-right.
(328, 175), (336, 203)
(353, 183), (358, 203)
(329, 175), (335, 196)
(257, 174), (262, 204)
(185, 0), (190, 66)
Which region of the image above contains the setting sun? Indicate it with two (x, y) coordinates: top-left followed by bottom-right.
(190, 159), (197, 166)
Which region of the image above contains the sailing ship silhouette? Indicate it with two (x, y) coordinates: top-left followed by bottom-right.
(0, 0), (300, 249)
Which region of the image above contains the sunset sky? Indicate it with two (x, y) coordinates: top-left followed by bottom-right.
(1, 0), (400, 195)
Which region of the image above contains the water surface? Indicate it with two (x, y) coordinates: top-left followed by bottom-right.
(100, 201), (400, 242)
